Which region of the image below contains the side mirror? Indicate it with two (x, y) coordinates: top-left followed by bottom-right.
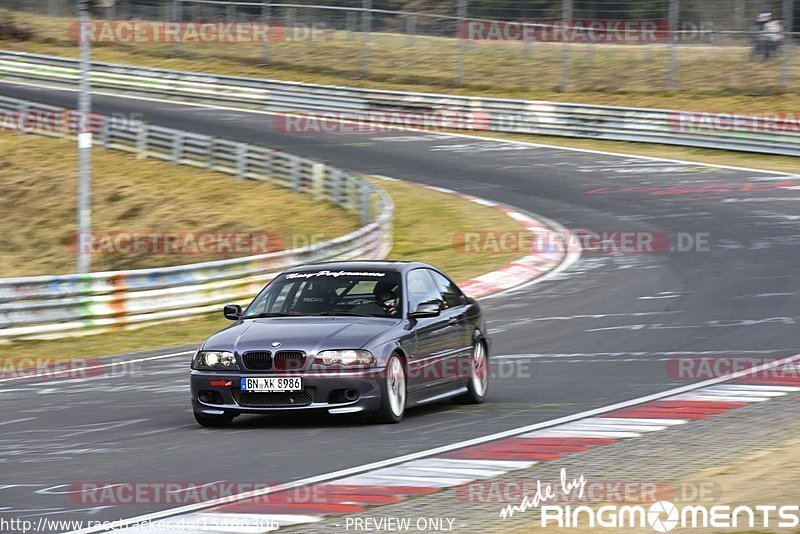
(223, 304), (243, 321)
(409, 300), (442, 319)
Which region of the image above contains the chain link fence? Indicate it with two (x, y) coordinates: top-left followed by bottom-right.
(0, 0), (797, 93)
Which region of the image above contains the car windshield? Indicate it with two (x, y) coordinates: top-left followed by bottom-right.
(243, 270), (403, 318)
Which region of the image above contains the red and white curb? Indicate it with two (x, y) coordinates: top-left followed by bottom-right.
(85, 357), (800, 533)
(373, 176), (576, 300)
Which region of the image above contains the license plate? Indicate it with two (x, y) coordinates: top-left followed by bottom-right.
(241, 377), (303, 392)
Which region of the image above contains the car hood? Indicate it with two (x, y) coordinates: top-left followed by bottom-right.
(202, 316), (398, 355)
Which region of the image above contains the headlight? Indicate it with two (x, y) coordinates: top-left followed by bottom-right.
(315, 350), (375, 367)
(192, 351), (239, 370)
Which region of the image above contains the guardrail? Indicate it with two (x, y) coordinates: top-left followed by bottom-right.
(0, 51), (797, 156)
(0, 95), (393, 342)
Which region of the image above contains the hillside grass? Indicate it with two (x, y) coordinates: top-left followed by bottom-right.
(1, 9), (799, 113)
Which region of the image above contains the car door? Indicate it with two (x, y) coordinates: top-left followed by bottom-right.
(428, 269), (473, 383)
(406, 269), (460, 394)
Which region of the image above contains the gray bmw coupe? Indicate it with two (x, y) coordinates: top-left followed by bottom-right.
(191, 261), (490, 426)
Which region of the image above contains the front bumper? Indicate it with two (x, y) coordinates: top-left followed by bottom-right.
(190, 368), (385, 417)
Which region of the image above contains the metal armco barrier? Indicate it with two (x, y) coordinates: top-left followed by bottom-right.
(0, 95), (393, 342)
(0, 50), (798, 156)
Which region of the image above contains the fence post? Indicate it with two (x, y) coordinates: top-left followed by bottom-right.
(560, 0), (572, 91)
(346, 10), (356, 41)
(668, 0), (679, 90)
(286, 8), (296, 41)
(781, 0), (794, 88)
(455, 0), (467, 86)
(523, 23), (533, 58)
(261, 1), (272, 65)
(406, 15), (417, 47)
(360, 0), (372, 77)
(171, 0), (181, 56)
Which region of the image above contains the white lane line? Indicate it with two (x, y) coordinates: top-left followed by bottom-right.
(669, 394), (771, 403)
(67, 356), (800, 533)
(0, 417), (37, 427)
(595, 417), (688, 426)
(557, 420), (670, 432)
(0, 351), (194, 383)
(332, 474), (468, 488)
(520, 429), (643, 439)
(711, 384), (800, 392)
(689, 388), (787, 398)
(404, 459), (537, 470)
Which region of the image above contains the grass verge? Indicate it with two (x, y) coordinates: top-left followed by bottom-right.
(0, 130), (359, 277)
(1, 10), (799, 113)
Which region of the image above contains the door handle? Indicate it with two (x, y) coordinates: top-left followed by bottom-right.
(448, 317), (460, 326)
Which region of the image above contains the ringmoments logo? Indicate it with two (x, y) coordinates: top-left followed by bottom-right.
(500, 468), (800, 531)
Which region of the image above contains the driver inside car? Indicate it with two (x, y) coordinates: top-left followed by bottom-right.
(349, 280), (400, 317)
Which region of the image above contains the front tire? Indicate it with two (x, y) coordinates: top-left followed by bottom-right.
(453, 340), (489, 404)
(194, 412), (234, 427)
(370, 355), (407, 424)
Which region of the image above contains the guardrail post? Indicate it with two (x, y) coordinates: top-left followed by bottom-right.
(360, 0), (372, 77)
(100, 119), (110, 148)
(311, 163), (326, 201)
(560, 0), (573, 91)
(236, 144), (248, 178)
(262, 149), (275, 182)
(455, 0), (467, 86)
(668, 0), (679, 90)
(359, 184), (371, 225)
(781, 0), (794, 88)
(135, 121), (148, 159)
(172, 132), (185, 164)
(291, 157), (302, 192)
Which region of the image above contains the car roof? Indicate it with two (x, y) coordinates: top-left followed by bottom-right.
(283, 260), (438, 275)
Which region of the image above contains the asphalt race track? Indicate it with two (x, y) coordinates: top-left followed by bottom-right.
(1, 81), (799, 531)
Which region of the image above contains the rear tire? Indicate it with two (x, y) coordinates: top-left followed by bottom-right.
(453, 340), (489, 405)
(369, 355), (406, 424)
(194, 412), (234, 427)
